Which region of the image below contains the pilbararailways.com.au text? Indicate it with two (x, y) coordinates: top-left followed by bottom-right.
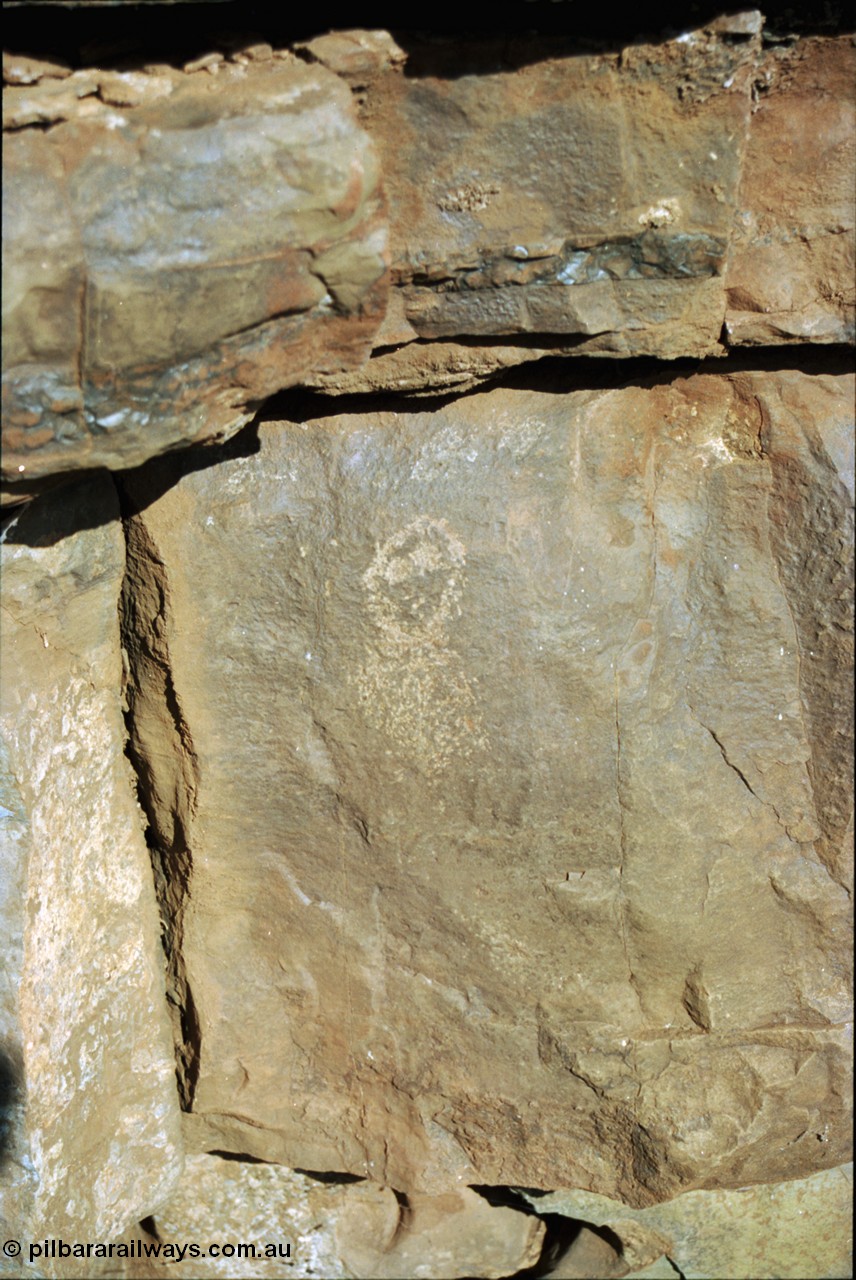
(22, 1238), (292, 1264)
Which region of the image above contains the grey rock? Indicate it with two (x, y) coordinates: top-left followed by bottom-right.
(0, 476), (183, 1263)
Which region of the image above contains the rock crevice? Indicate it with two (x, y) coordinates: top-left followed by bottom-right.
(118, 484), (202, 1111)
(1, 8), (853, 1279)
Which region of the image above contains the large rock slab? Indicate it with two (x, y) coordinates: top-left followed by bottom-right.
(122, 370), (852, 1205)
(327, 25), (756, 357)
(2, 58), (386, 492)
(333, 1184), (544, 1279)
(4, 20), (854, 472)
(0, 477), (183, 1270)
(137, 1153), (347, 1280)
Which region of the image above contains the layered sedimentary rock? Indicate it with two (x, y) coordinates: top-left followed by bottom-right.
(303, 19), (856, 395)
(335, 26), (753, 352)
(2, 56), (386, 489)
(0, 478), (182, 1267)
(122, 369), (853, 1207)
(4, 18), (854, 480)
(1, 9), (853, 1278)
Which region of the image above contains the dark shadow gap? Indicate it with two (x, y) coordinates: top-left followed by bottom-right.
(208, 1150), (272, 1164)
(0, 1041), (23, 1168)
(258, 341), (855, 424)
(293, 1168), (366, 1184)
(3, 337), (851, 518)
(469, 1185), (630, 1280)
(3, 3), (852, 77)
(116, 473), (204, 1110)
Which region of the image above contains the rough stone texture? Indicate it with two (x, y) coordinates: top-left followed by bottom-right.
(5, 25), (854, 493)
(342, 27), (757, 353)
(333, 1184), (544, 1278)
(2, 11), (854, 1279)
(724, 36), (856, 347)
(135, 1153), (543, 1280)
(2, 59), (386, 490)
(134, 1153), (347, 1279)
(304, 22), (855, 397)
(121, 369), (853, 1207)
(529, 1161), (853, 1279)
(0, 477), (182, 1272)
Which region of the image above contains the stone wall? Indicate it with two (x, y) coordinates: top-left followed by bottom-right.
(1, 5), (853, 1279)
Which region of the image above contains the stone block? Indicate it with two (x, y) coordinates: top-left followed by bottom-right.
(528, 1162), (853, 1279)
(725, 36), (856, 347)
(0, 477), (182, 1272)
(354, 27), (756, 358)
(334, 1184), (544, 1279)
(120, 370), (853, 1205)
(303, 25), (855, 396)
(133, 1153), (346, 1279)
(2, 61), (386, 490)
(137, 1153), (542, 1280)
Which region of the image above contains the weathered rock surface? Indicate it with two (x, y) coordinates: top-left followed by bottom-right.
(529, 1161), (853, 1279)
(136, 1153), (347, 1280)
(333, 1184), (544, 1278)
(305, 23), (855, 397)
(121, 369), (853, 1206)
(310, 24), (755, 374)
(2, 58), (386, 490)
(4, 22), (854, 489)
(139, 1153), (543, 1280)
(2, 10), (854, 1278)
(0, 477), (182, 1268)
(724, 35), (856, 348)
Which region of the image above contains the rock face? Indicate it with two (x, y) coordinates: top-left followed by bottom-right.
(303, 21), (855, 395)
(2, 58), (386, 489)
(1, 9), (853, 1279)
(0, 477), (182, 1267)
(344, 28), (753, 354)
(122, 369), (853, 1206)
(135, 1154), (348, 1280)
(724, 35), (856, 348)
(525, 1162), (853, 1280)
(4, 19), (854, 480)
(139, 1153), (543, 1280)
(332, 1184), (544, 1279)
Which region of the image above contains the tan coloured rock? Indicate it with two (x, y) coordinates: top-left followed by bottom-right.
(725, 36), (856, 347)
(335, 1185), (544, 1278)
(528, 1161), (853, 1279)
(137, 1152), (347, 1279)
(4, 23), (854, 486)
(2, 59), (386, 492)
(137, 1152), (543, 1280)
(2, 52), (72, 84)
(295, 29), (407, 86)
(133, 1152), (542, 1280)
(120, 370), (853, 1206)
(303, 24), (854, 397)
(358, 28), (756, 354)
(0, 476), (183, 1270)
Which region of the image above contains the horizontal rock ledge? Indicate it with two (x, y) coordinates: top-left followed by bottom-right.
(3, 20), (854, 496)
(2, 56), (387, 490)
